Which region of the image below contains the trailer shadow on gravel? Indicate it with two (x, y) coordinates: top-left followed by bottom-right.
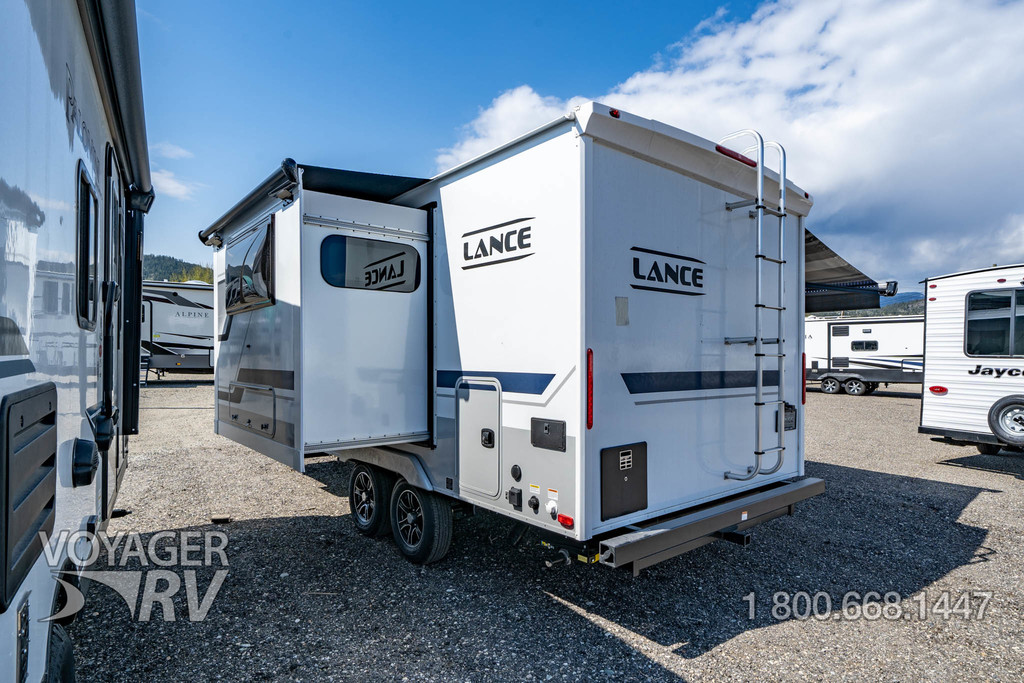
(938, 452), (1024, 481)
(70, 459), (997, 681)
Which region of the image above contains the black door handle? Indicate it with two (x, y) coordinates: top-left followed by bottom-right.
(481, 428), (495, 448)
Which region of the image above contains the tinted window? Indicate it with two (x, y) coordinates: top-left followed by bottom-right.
(225, 219), (274, 315)
(320, 235), (420, 293)
(851, 340), (878, 351)
(76, 163), (98, 329)
(966, 289), (1015, 356)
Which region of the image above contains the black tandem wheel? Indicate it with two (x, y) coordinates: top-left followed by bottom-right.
(348, 463), (395, 537)
(389, 480), (454, 565)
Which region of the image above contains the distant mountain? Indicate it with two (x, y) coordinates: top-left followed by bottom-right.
(811, 292), (924, 318)
(888, 291), (924, 305)
(143, 254), (213, 283)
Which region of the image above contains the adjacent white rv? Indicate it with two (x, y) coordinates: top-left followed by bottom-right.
(200, 104), (824, 574)
(142, 280), (214, 373)
(805, 315), (923, 395)
(919, 264), (1024, 455)
(1, 1), (153, 679)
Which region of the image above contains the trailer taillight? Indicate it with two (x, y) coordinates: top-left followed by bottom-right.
(586, 348), (594, 430)
(802, 353), (806, 405)
(609, 108), (621, 118)
(557, 514), (574, 529)
(929, 386), (948, 396)
(714, 144), (758, 168)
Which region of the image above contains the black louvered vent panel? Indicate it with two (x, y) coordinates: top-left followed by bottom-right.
(831, 325), (849, 337)
(0, 383), (57, 612)
(832, 357), (850, 368)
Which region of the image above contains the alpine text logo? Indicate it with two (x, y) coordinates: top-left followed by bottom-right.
(630, 246), (705, 296)
(462, 217), (534, 270)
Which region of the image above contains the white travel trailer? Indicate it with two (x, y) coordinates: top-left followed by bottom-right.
(142, 280), (214, 373)
(200, 104), (828, 574)
(919, 264), (1024, 455)
(1, 0), (153, 680)
(805, 315), (923, 395)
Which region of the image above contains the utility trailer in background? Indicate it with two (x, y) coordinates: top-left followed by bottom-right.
(805, 315), (923, 395)
(919, 264), (1024, 456)
(142, 280), (214, 374)
(0, 1), (153, 679)
(200, 103), (825, 574)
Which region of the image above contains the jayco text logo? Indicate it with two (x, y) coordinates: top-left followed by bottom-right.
(630, 246), (705, 296)
(968, 365), (1023, 377)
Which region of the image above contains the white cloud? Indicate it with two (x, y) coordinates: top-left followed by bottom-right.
(151, 141), (194, 160)
(152, 169), (200, 201)
(436, 0), (1024, 287)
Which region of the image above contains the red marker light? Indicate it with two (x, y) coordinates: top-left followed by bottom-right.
(715, 144), (757, 168)
(802, 353), (807, 405)
(557, 514), (574, 529)
(929, 386), (948, 396)
(609, 108), (620, 118)
(929, 284), (937, 289)
(928, 297), (936, 301)
(586, 348), (594, 429)
(998, 278), (1007, 283)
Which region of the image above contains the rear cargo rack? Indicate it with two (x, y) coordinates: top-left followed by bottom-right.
(599, 477), (824, 575)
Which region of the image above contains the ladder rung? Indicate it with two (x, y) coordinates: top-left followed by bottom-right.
(762, 207), (786, 218)
(756, 254), (786, 265)
(724, 337), (782, 345)
(755, 304), (785, 311)
(755, 353), (785, 358)
(755, 400), (786, 407)
(755, 446), (786, 455)
(725, 199), (757, 211)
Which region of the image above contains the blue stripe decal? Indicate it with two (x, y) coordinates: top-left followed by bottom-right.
(622, 370), (779, 395)
(437, 370), (554, 395)
(0, 359), (36, 379)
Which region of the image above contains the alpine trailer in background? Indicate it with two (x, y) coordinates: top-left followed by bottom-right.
(805, 315), (923, 395)
(142, 280), (214, 373)
(200, 102), (825, 575)
(920, 264), (1024, 456)
(1, 1), (153, 680)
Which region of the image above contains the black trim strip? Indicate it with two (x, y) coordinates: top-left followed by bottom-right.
(462, 253), (534, 271)
(621, 370), (780, 394)
(0, 359), (36, 379)
(629, 246), (705, 265)
(630, 284), (704, 297)
(437, 370), (554, 395)
(461, 217), (533, 238)
(236, 368), (295, 390)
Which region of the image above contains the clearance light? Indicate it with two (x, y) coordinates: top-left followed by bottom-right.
(609, 108), (621, 118)
(802, 353), (807, 405)
(929, 284), (937, 289)
(586, 349), (594, 429)
(928, 297), (936, 301)
(557, 514), (574, 529)
(998, 278), (1007, 283)
(715, 144), (757, 168)
(929, 386), (948, 396)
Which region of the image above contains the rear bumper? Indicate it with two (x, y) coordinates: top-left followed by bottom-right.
(918, 425), (1000, 445)
(599, 477), (825, 575)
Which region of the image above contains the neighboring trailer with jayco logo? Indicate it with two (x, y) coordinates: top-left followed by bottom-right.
(920, 264), (1024, 455)
(199, 103), (825, 574)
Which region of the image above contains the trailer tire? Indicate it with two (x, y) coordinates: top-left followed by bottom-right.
(843, 378), (867, 396)
(864, 382), (878, 395)
(389, 480), (453, 565)
(45, 623), (75, 683)
(820, 377), (842, 394)
(977, 443), (1002, 456)
(348, 463), (394, 537)
(988, 395), (1024, 446)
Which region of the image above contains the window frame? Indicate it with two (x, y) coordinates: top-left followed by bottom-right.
(76, 160), (99, 331)
(964, 287), (1023, 358)
(319, 234), (421, 293)
(224, 217), (276, 317)
(851, 340), (878, 352)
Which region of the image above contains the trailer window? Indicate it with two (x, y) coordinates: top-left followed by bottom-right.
(320, 235), (420, 293)
(76, 162), (98, 330)
(966, 290), (1015, 356)
(225, 218), (274, 315)
(851, 340), (878, 351)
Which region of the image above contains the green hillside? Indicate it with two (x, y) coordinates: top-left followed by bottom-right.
(143, 254), (213, 283)
(811, 297), (924, 318)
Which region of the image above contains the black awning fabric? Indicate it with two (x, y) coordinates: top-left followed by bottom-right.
(805, 230), (887, 312)
(299, 165), (428, 203)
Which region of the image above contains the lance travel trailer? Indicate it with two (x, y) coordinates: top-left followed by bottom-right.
(805, 315), (923, 395)
(1, 0), (153, 680)
(199, 103), (831, 574)
(919, 264), (1024, 455)
(142, 280), (215, 374)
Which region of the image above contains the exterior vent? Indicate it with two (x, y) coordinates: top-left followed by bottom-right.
(619, 450), (633, 471)
(0, 383), (57, 612)
(832, 357), (850, 368)
(831, 325), (849, 337)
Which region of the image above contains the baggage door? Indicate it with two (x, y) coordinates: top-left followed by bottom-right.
(456, 378), (501, 498)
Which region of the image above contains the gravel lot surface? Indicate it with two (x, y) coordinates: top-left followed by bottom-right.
(70, 378), (1024, 681)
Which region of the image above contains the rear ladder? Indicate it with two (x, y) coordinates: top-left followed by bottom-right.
(720, 130), (788, 480)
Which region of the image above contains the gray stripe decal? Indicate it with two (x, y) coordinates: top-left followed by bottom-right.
(0, 359), (36, 379)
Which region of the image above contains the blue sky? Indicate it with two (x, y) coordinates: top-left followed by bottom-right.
(140, 0), (1024, 291)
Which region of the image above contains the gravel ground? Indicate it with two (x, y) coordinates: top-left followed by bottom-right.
(69, 378), (1024, 681)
